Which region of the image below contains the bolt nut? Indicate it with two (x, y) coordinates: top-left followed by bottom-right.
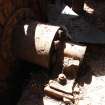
(58, 29), (63, 38)
(57, 73), (67, 85)
(54, 40), (60, 50)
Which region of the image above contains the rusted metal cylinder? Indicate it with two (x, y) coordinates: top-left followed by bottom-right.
(64, 43), (87, 60)
(63, 43), (86, 78)
(12, 22), (86, 71)
(12, 22), (64, 68)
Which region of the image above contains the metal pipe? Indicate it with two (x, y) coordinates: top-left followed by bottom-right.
(12, 22), (64, 68)
(64, 43), (86, 60)
(12, 22), (86, 71)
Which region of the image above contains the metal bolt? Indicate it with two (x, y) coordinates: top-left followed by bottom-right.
(58, 29), (63, 39)
(54, 40), (60, 50)
(57, 73), (67, 85)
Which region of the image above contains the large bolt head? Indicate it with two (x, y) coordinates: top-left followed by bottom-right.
(57, 73), (67, 85)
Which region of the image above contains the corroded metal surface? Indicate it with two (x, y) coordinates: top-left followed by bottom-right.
(0, 0), (47, 102)
(12, 22), (86, 73)
(64, 43), (86, 60)
(12, 23), (64, 68)
(0, 0), (47, 78)
(34, 24), (62, 68)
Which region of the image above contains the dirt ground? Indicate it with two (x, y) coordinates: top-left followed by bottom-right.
(17, 1), (105, 105)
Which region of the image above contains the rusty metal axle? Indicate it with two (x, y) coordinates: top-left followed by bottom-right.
(11, 21), (87, 102)
(12, 22), (86, 72)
